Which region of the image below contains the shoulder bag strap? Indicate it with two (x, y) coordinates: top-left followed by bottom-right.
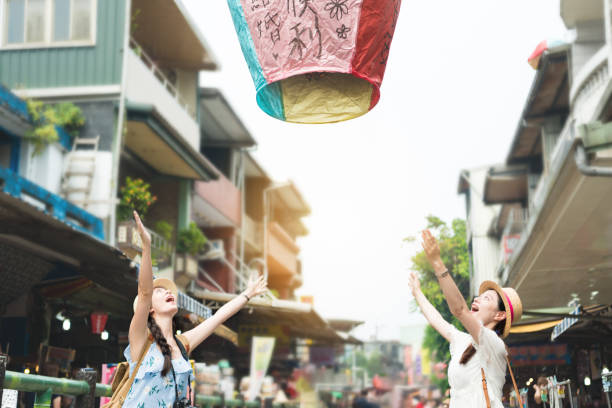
(120, 336), (152, 403)
(506, 355), (523, 408)
(481, 368), (492, 408)
(480, 356), (524, 408)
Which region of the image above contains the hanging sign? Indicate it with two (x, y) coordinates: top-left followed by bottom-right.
(551, 305), (581, 341)
(228, 0), (402, 123)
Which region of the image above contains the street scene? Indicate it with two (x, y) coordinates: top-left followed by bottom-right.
(0, 0), (611, 407)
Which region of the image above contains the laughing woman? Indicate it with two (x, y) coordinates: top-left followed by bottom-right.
(408, 230), (523, 408)
(124, 211), (267, 407)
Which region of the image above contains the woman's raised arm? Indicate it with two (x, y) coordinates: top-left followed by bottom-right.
(421, 229), (482, 343)
(183, 274), (267, 351)
(409, 271), (452, 341)
(129, 211), (153, 361)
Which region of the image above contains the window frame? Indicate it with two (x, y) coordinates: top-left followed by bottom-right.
(0, 0), (97, 49)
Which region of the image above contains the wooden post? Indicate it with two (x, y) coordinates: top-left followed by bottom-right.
(74, 368), (97, 408)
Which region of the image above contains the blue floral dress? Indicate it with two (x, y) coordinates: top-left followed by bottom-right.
(122, 341), (192, 408)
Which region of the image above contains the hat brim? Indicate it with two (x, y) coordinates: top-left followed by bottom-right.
(133, 278), (178, 312)
(479, 280), (512, 339)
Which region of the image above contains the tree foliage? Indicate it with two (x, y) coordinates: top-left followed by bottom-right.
(410, 215), (470, 390)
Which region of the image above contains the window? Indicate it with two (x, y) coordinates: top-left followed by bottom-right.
(3, 0), (95, 46)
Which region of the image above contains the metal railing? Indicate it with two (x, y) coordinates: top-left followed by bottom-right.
(0, 357), (299, 408)
(129, 38), (196, 120)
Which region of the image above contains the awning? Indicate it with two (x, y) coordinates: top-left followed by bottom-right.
(270, 182), (311, 218)
(131, 0), (217, 70)
(125, 102), (219, 181)
(0, 190), (137, 300)
(484, 165), (528, 204)
(199, 88), (256, 148)
(189, 289), (349, 344)
(507, 45), (569, 164)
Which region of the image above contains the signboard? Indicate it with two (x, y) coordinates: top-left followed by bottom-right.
(509, 344), (571, 367)
(551, 305), (581, 341)
(247, 336), (276, 401)
(1, 390), (18, 408)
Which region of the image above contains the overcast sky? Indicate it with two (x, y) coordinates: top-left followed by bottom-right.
(183, 0), (568, 341)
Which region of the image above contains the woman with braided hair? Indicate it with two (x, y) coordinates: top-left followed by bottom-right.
(123, 212), (268, 407)
(408, 230), (523, 408)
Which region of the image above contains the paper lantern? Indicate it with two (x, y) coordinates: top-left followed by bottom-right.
(90, 311), (108, 334)
(228, 0), (402, 123)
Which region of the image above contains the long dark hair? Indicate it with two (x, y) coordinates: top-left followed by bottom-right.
(459, 292), (506, 365)
(147, 314), (173, 376)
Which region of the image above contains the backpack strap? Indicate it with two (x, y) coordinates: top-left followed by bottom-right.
(120, 336), (152, 403)
(174, 333), (190, 361)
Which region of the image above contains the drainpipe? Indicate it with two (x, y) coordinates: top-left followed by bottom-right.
(108, 0), (133, 246)
(575, 144), (612, 177)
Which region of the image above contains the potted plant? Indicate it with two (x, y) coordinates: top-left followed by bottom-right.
(26, 100), (85, 156)
(175, 222), (207, 286)
(116, 177), (157, 258)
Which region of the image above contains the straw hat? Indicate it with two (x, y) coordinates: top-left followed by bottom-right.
(479, 281), (523, 338)
(133, 278), (178, 312)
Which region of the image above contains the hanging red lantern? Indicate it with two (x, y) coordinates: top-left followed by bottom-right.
(90, 311), (108, 334)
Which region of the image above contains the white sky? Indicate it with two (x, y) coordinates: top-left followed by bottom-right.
(183, 0), (567, 341)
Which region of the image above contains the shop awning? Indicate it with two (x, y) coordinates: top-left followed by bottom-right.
(270, 182), (311, 218)
(484, 165), (529, 204)
(125, 102), (219, 181)
(189, 289), (350, 344)
(0, 190), (137, 300)
(507, 44), (569, 164)
(199, 88), (256, 148)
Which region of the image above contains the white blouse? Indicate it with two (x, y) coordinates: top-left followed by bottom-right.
(447, 323), (507, 408)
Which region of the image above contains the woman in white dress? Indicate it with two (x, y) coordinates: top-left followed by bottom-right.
(409, 230), (523, 408)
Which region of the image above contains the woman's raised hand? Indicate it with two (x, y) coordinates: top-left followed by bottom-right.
(408, 271), (421, 297)
(421, 229), (444, 270)
(133, 211), (151, 248)
(245, 273), (268, 299)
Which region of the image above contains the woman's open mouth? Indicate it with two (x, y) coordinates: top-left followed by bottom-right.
(165, 295), (175, 303)
(471, 304), (479, 312)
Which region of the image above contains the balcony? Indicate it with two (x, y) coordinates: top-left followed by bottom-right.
(266, 222), (300, 277)
(116, 222), (175, 272)
(193, 176), (241, 227)
(125, 41), (200, 151)
(0, 166), (104, 240)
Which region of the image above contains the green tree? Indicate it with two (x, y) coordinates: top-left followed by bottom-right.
(410, 215), (470, 391)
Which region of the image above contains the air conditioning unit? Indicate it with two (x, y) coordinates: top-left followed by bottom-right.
(200, 239), (225, 260)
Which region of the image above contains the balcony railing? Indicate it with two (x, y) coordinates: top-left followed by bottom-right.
(129, 38), (195, 120)
(0, 166), (104, 240)
(125, 40), (200, 150)
(116, 222), (174, 270)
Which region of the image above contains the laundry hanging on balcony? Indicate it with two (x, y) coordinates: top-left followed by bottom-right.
(227, 0), (402, 124)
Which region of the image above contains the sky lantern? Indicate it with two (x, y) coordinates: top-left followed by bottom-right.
(228, 0), (402, 124)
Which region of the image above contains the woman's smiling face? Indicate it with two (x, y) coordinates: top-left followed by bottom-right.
(151, 286), (178, 315)
(471, 289), (505, 326)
